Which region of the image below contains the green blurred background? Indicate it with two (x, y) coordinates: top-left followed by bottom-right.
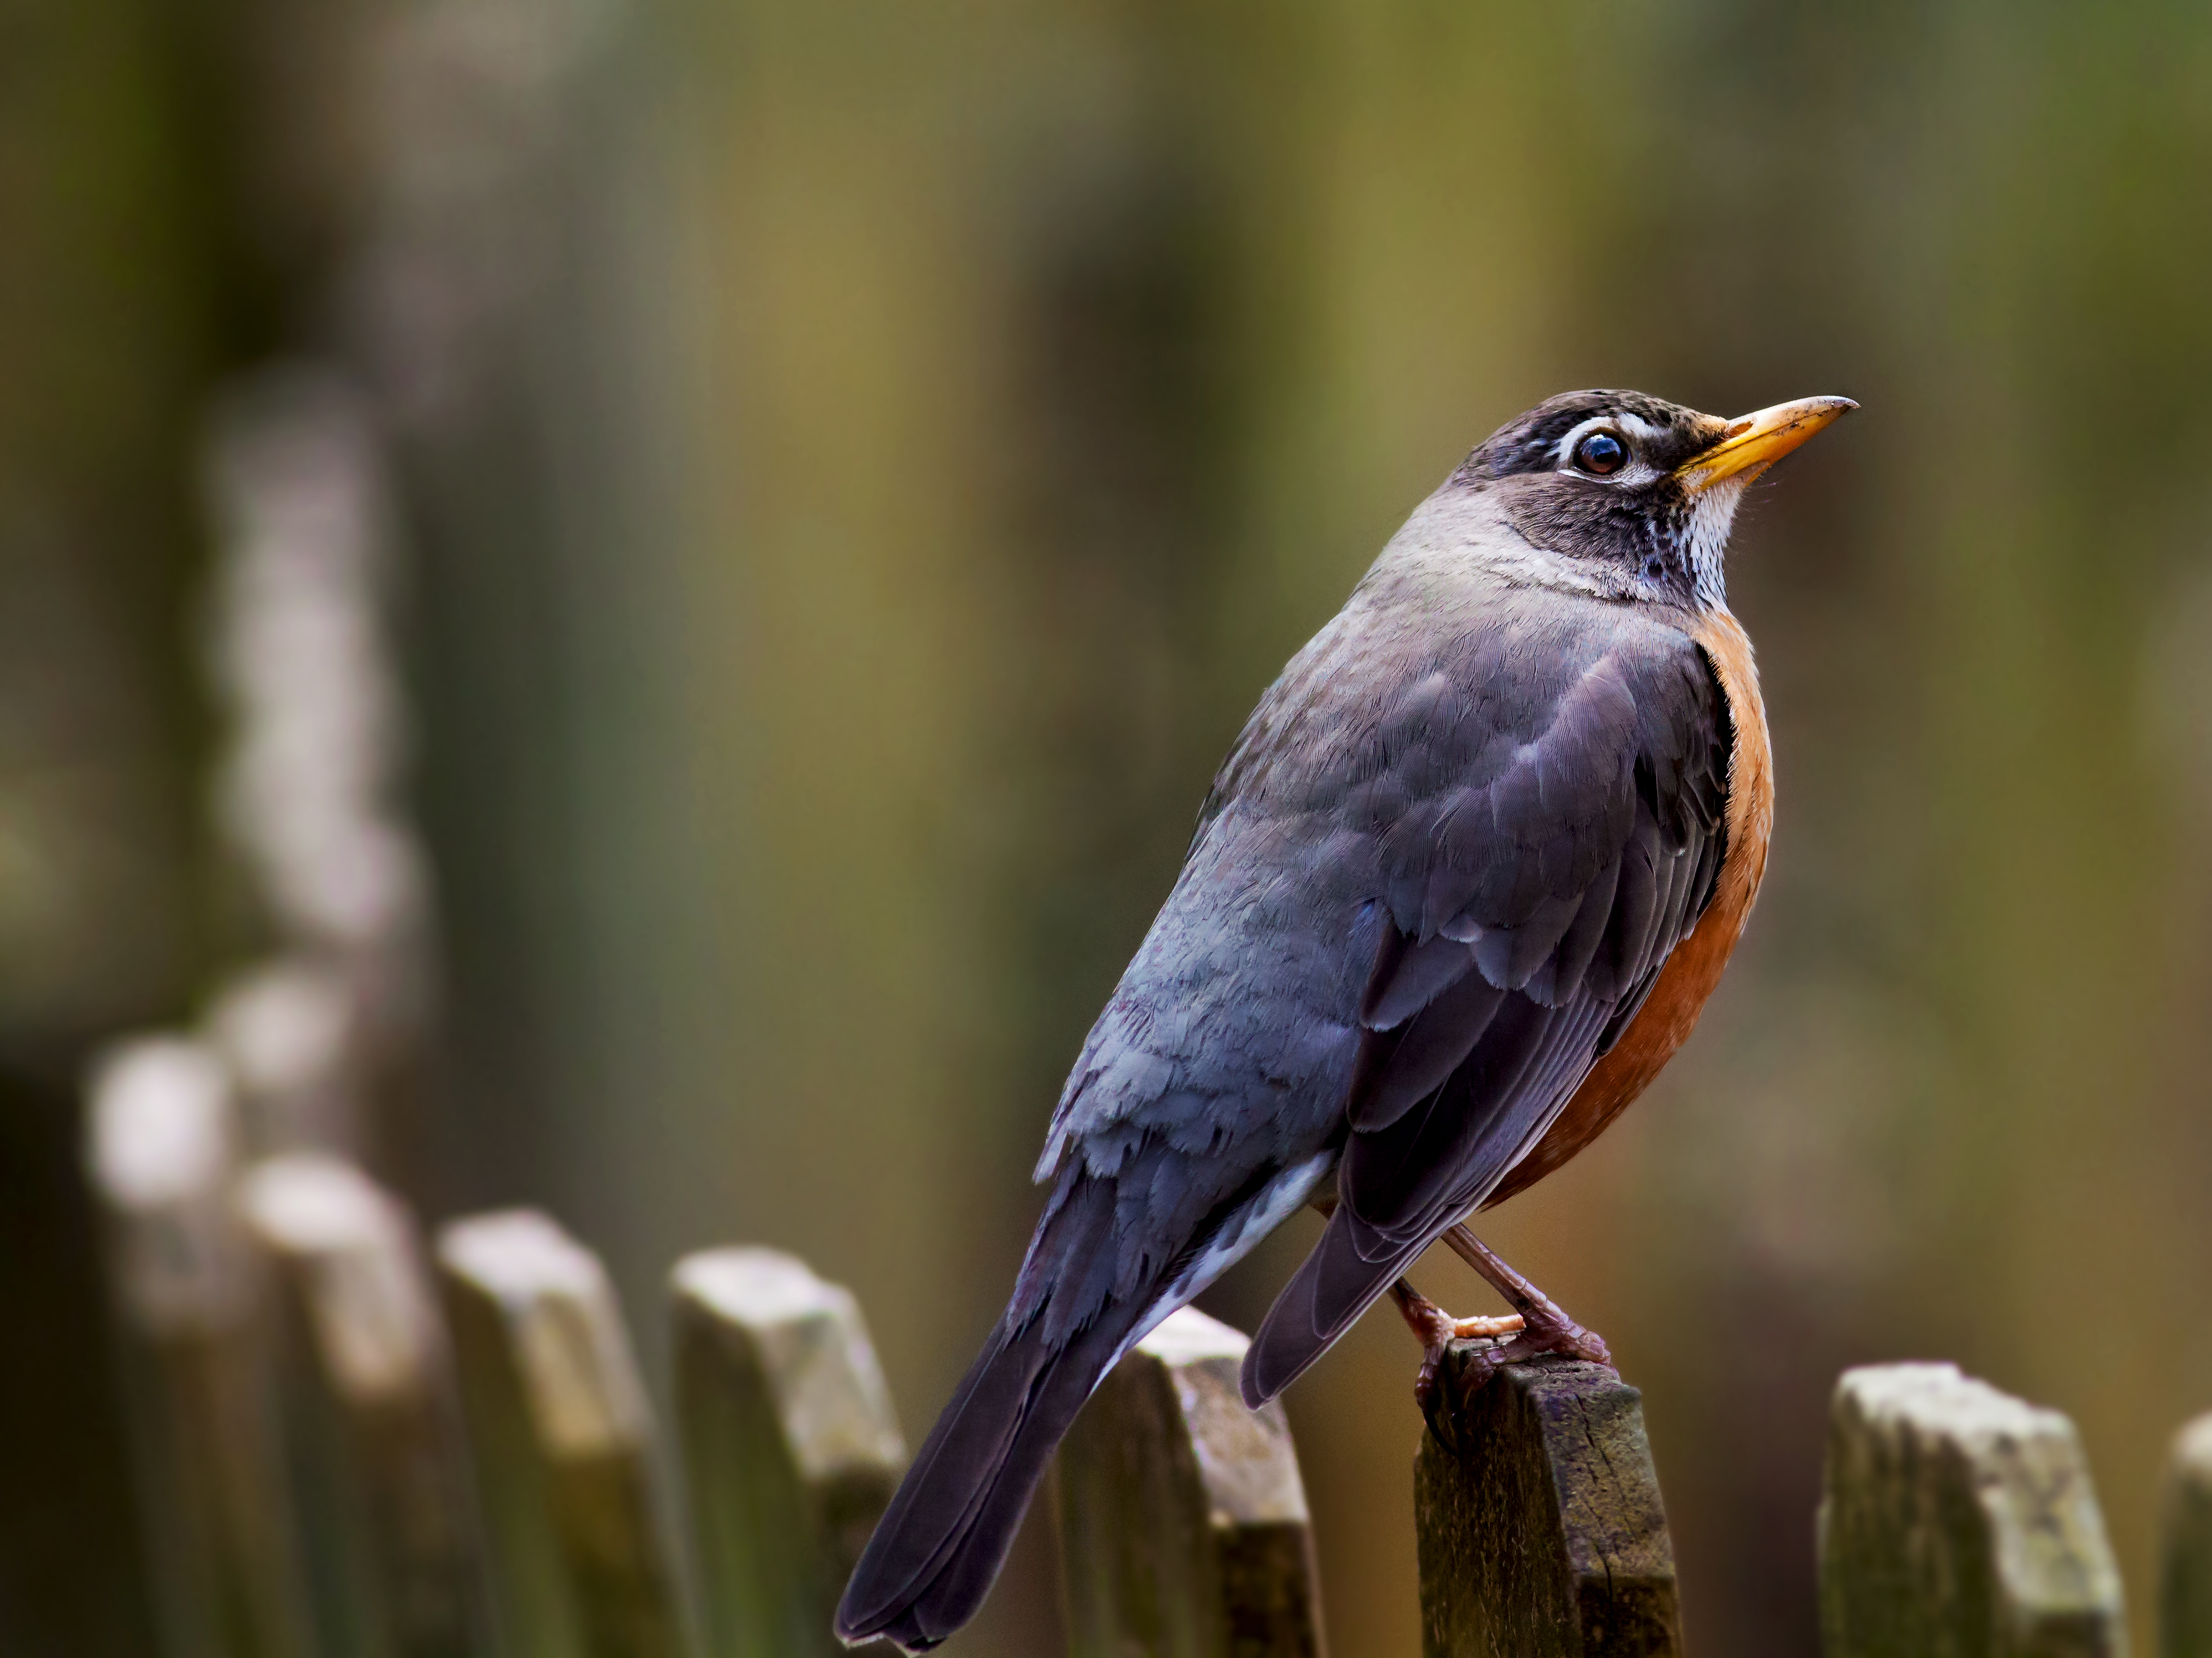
(7, 1), (2212, 1652)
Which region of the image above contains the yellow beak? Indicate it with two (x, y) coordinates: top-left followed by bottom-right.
(1676, 395), (1856, 493)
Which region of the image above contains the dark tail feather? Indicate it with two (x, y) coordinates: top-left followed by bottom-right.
(1242, 1204), (1418, 1407)
(835, 1295), (1146, 1652)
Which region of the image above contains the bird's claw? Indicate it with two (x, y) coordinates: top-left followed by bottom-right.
(1450, 1301), (1611, 1392)
(1393, 1280), (1523, 1451)
(1393, 1271), (1611, 1451)
(1416, 1345), (1464, 1453)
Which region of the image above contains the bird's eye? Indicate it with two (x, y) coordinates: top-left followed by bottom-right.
(1572, 431), (1628, 476)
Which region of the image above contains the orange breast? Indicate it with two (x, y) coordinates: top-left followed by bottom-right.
(1481, 608), (1773, 1209)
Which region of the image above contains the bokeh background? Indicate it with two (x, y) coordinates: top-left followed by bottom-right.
(9, 1), (2212, 1653)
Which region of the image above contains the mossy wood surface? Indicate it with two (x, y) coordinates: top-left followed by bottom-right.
(2160, 1413), (2212, 1658)
(1414, 1351), (1680, 1658)
(1053, 1306), (1325, 1658)
(1818, 1363), (2126, 1658)
(438, 1211), (691, 1658)
(88, 1039), (315, 1658)
(243, 1155), (489, 1658)
(670, 1246), (906, 1658)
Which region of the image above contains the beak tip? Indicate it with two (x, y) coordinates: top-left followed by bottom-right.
(1679, 393), (1856, 490)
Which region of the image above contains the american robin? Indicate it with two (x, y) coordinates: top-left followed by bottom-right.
(836, 388), (1853, 1651)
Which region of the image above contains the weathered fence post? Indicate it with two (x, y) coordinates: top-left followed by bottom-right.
(1414, 1348), (1680, 1657)
(1818, 1361), (2127, 1657)
(669, 1247), (907, 1657)
(84, 1037), (314, 1658)
(240, 1153), (490, 1657)
(1053, 1305), (1326, 1658)
(436, 1210), (692, 1658)
(2162, 1411), (2212, 1658)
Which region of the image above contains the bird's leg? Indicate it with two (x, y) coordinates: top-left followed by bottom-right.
(1390, 1279), (1452, 1410)
(1439, 1223), (1611, 1396)
(1390, 1280), (1462, 1449)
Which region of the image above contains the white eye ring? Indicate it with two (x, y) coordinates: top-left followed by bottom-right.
(1553, 412), (1665, 484)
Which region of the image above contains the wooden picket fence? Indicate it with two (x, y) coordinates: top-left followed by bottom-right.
(83, 1033), (2212, 1658)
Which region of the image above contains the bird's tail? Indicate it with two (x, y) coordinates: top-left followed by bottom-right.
(1242, 1201), (1422, 1407)
(834, 1177), (1159, 1652)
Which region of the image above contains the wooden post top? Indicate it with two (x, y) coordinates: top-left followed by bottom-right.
(240, 1153), (438, 1405)
(438, 1209), (653, 1461)
(86, 1035), (253, 1333)
(1415, 1348), (1679, 1658)
(1055, 1304), (1326, 1658)
(1133, 1305), (1313, 1532)
(670, 1245), (906, 1658)
(1820, 1361), (2126, 1658)
(672, 1246), (906, 1484)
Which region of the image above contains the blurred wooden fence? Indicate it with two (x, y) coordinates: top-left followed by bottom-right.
(79, 1034), (2212, 1658)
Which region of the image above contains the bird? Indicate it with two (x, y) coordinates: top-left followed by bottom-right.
(835, 387), (1853, 1652)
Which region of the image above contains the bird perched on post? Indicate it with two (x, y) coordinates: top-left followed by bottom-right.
(836, 388), (1853, 1652)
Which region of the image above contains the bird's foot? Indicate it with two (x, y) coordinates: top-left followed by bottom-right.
(1441, 1295), (1612, 1404)
(1389, 1280), (1524, 1445)
(1394, 1226), (1615, 1448)
(1440, 1222), (1610, 1364)
(1413, 1304), (1612, 1453)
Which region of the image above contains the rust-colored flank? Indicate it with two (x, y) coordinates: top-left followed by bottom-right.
(1484, 607), (1774, 1207)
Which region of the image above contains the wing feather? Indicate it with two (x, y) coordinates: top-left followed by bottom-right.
(1243, 621), (1730, 1405)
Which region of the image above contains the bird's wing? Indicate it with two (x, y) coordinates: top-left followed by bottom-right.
(1243, 610), (1730, 1404)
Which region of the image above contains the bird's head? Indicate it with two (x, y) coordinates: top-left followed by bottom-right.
(1453, 389), (1855, 611)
